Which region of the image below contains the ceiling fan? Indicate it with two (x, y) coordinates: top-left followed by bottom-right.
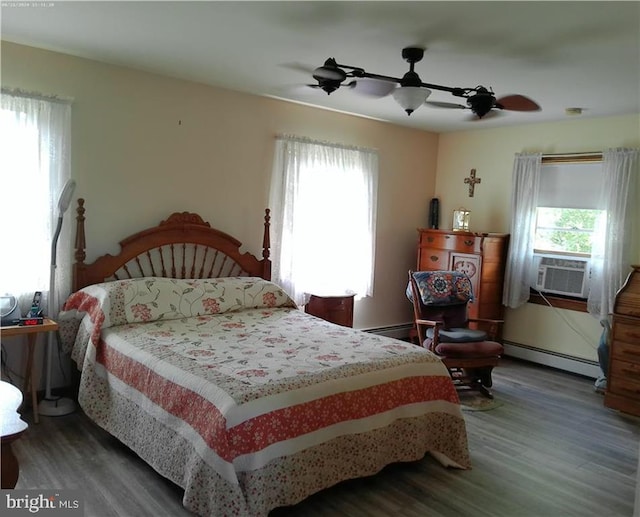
(310, 47), (541, 118)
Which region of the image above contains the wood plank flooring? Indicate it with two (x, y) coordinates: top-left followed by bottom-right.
(9, 357), (639, 516)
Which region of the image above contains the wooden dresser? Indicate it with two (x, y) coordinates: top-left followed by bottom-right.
(417, 229), (510, 335)
(605, 265), (640, 417)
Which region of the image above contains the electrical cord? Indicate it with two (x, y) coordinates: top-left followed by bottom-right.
(532, 288), (598, 350)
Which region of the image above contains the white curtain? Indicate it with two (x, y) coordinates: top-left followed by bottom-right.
(0, 89), (73, 317)
(269, 135), (378, 306)
(588, 148), (639, 320)
(502, 152), (542, 308)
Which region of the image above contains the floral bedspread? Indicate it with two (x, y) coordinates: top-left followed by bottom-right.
(60, 277), (470, 516)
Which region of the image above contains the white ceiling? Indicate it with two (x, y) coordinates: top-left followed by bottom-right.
(2, 1), (639, 132)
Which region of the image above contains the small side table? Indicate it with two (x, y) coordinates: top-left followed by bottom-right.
(1, 318), (59, 424)
(305, 294), (355, 327)
(0, 380), (29, 489)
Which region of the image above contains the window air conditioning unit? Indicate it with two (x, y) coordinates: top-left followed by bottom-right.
(532, 254), (590, 298)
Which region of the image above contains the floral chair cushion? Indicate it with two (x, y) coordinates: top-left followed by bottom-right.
(406, 271), (474, 306)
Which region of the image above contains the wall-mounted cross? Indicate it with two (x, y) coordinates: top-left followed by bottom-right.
(464, 169), (482, 197)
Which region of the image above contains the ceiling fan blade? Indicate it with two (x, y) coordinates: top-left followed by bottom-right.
(496, 94), (541, 112)
(280, 62), (317, 75)
(277, 84), (321, 96)
(352, 78), (397, 98)
(425, 101), (467, 110)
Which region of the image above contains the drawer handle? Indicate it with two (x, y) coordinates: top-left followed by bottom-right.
(464, 239), (474, 246)
(427, 237), (434, 243)
(430, 255), (440, 262)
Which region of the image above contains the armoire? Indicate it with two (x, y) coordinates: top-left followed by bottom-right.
(416, 229), (510, 337)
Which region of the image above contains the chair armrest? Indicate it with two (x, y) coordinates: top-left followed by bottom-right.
(415, 319), (444, 351)
(416, 318), (442, 327)
(468, 318), (504, 340)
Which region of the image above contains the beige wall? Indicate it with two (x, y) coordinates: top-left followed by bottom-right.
(1, 41), (439, 333)
(435, 115), (640, 361)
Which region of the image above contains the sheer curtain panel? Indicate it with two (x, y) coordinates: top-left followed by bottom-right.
(0, 89), (73, 315)
(502, 152), (542, 308)
(588, 148), (639, 320)
(269, 135), (378, 306)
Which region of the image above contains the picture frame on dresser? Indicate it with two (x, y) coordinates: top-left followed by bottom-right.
(452, 209), (471, 232)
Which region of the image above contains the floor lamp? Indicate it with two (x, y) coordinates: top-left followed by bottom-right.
(38, 179), (76, 417)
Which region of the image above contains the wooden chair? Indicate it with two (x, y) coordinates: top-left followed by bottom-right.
(407, 270), (504, 398)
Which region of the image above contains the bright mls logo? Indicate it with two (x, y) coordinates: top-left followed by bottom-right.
(1, 490), (83, 515)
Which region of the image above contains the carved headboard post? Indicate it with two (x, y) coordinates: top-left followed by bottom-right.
(73, 198), (87, 291)
(262, 208), (272, 280)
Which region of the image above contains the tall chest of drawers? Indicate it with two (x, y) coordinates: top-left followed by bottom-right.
(605, 265), (640, 416)
(417, 229), (510, 336)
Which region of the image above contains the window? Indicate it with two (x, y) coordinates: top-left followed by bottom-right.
(0, 90), (72, 314)
(529, 158), (604, 299)
(269, 135), (378, 306)
(534, 207), (603, 256)
(534, 159), (604, 258)
(503, 149), (639, 320)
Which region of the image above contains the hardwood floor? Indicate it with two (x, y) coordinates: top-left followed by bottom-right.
(10, 357), (639, 517)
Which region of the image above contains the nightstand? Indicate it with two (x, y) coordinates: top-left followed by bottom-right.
(305, 294), (355, 327)
(1, 318), (59, 423)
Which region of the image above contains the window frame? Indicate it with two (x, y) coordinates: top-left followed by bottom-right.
(528, 153), (603, 309)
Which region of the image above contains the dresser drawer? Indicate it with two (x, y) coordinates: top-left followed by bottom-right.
(608, 360), (640, 401)
(419, 231), (480, 252)
(611, 339), (640, 363)
(417, 249), (450, 270)
(611, 318), (640, 345)
(610, 359), (640, 383)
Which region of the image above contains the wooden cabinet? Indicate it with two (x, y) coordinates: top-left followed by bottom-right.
(1, 318), (59, 424)
(305, 294), (355, 327)
(605, 265), (640, 417)
(417, 229), (509, 334)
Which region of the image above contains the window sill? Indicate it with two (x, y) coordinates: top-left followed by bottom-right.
(527, 290), (588, 313)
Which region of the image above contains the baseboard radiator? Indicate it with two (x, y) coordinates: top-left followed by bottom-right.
(363, 325), (601, 380)
(503, 341), (600, 379)
(362, 323), (413, 341)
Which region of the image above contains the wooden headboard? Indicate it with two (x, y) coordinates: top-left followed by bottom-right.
(72, 199), (272, 291)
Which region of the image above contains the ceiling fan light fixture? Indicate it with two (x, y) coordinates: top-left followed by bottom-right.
(393, 86), (431, 115)
(312, 58), (347, 82)
(307, 48), (540, 120)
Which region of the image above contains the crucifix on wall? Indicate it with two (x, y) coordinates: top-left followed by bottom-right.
(464, 169), (482, 197)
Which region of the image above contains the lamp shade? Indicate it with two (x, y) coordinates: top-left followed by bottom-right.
(57, 179), (76, 214)
(393, 86), (431, 115)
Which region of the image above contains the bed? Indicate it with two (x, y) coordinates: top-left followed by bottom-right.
(59, 199), (470, 516)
